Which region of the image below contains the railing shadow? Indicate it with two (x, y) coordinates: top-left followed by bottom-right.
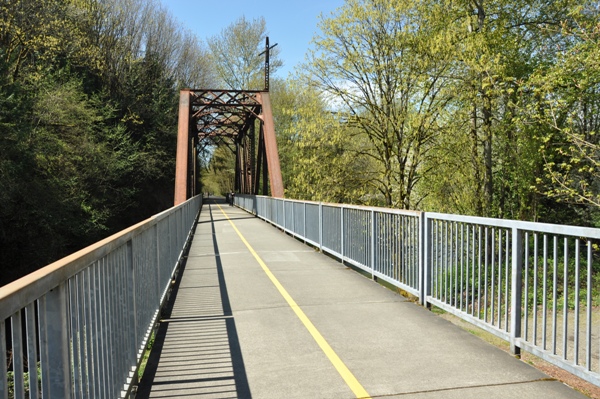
(137, 203), (251, 398)
(198, 216), (255, 224)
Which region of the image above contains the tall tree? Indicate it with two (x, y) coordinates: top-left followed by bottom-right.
(305, 0), (453, 209)
(0, 0), (216, 285)
(272, 78), (374, 203)
(436, 0), (580, 218)
(207, 16), (282, 90)
(526, 5), (600, 211)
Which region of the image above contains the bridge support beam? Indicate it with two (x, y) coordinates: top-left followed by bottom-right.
(257, 92), (284, 198)
(174, 89), (191, 206)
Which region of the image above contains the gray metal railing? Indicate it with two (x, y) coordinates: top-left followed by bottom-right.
(1, 196), (202, 399)
(236, 194), (600, 387)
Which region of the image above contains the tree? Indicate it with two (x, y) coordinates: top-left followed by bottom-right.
(173, 31), (216, 89)
(526, 6), (600, 211)
(416, 0), (582, 219)
(272, 78), (374, 203)
(201, 146), (235, 195)
(305, 0), (453, 209)
(207, 16), (282, 90)
(0, 0), (216, 285)
(0, 0), (102, 82)
(269, 77), (302, 188)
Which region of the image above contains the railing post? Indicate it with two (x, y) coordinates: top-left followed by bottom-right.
(510, 227), (523, 356)
(340, 205), (345, 264)
(10, 311), (23, 399)
(155, 224), (163, 305)
(122, 238), (139, 397)
(421, 213), (431, 307)
(371, 210), (376, 279)
(319, 202), (323, 251)
(0, 320), (6, 399)
(25, 303), (39, 399)
(40, 282), (72, 398)
(178, 207), (184, 264)
(303, 202), (307, 239)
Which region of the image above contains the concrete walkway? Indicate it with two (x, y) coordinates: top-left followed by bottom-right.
(137, 198), (587, 398)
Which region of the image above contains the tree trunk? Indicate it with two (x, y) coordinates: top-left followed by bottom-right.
(471, 103), (483, 216)
(482, 92), (493, 216)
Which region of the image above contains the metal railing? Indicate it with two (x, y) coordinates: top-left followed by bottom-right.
(1, 196), (202, 399)
(236, 194), (600, 387)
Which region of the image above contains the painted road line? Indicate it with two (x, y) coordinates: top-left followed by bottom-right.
(215, 201), (371, 399)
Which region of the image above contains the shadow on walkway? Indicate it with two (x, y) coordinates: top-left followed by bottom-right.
(137, 202), (251, 398)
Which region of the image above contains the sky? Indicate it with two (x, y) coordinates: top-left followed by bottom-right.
(158, 0), (346, 78)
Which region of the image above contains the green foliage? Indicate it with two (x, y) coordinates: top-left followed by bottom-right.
(305, 0), (454, 209)
(207, 16), (282, 90)
(6, 360), (41, 399)
(138, 333), (155, 380)
(298, 0), (598, 225)
(525, 10), (600, 210)
(418, 114), (481, 215)
(273, 78), (376, 204)
(0, 0), (101, 83)
(201, 146), (235, 196)
(0, 0), (213, 286)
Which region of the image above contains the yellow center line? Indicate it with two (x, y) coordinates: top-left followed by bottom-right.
(215, 201), (371, 399)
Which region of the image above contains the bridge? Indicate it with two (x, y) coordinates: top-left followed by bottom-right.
(2, 192), (600, 398)
(2, 74), (600, 397)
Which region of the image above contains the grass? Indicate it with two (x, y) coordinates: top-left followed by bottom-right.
(7, 363), (41, 399)
(138, 332), (155, 380)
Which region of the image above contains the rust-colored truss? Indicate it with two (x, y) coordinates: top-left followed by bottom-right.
(174, 89), (284, 205)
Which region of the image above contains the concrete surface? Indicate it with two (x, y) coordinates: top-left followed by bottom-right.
(137, 198), (587, 399)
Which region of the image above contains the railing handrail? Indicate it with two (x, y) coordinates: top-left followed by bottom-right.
(0, 200), (193, 321)
(248, 194), (600, 238)
(249, 194), (422, 216)
(426, 211), (600, 238)
(1, 195), (202, 399)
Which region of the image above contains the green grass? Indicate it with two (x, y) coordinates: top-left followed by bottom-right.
(138, 333), (155, 380)
(7, 363), (41, 399)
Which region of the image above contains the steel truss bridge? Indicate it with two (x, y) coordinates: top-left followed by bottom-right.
(174, 89), (284, 206)
(174, 38), (284, 205)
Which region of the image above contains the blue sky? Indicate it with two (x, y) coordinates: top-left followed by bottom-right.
(159, 0), (346, 78)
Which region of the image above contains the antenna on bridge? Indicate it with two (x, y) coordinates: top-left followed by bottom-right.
(259, 36), (278, 91)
